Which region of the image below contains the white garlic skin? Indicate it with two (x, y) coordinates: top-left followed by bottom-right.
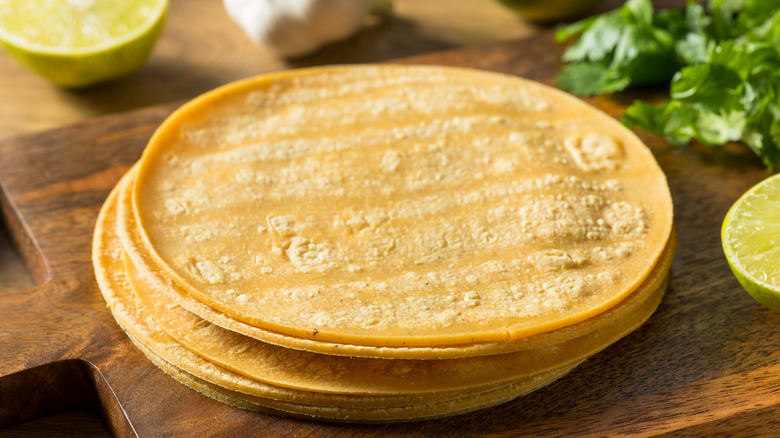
(224, 0), (372, 58)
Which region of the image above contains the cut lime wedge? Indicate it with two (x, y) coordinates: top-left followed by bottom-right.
(722, 173), (780, 313)
(0, 0), (168, 88)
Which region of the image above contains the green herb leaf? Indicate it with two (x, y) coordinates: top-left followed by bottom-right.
(555, 0), (684, 96)
(557, 62), (631, 97)
(558, 0), (780, 169)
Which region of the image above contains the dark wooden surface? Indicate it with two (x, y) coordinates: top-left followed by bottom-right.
(2, 29), (780, 437)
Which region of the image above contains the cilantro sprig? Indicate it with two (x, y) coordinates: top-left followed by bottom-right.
(556, 0), (780, 169)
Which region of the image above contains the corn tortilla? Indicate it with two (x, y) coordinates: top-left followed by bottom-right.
(94, 182), (580, 420)
(118, 167), (675, 359)
(94, 179), (669, 420)
(101, 170), (672, 396)
(131, 65), (674, 348)
(128, 333), (575, 423)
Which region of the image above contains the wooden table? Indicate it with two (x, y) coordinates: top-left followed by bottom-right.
(8, 0), (779, 436)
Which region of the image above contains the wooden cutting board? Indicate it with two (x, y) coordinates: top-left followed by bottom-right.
(2, 32), (780, 437)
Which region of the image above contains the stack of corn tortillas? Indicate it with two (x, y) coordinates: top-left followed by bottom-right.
(92, 64), (675, 422)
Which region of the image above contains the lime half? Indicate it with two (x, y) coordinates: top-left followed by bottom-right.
(0, 0), (168, 88)
(722, 173), (780, 313)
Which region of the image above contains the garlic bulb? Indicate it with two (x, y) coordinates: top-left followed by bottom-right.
(224, 0), (386, 58)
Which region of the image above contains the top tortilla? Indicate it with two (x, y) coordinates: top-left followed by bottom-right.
(132, 64), (673, 348)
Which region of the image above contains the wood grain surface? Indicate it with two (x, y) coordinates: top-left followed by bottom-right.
(4, 1), (780, 436)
